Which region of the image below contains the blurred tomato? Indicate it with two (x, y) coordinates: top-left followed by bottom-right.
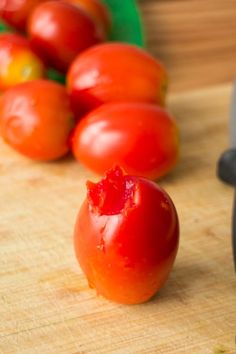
(72, 103), (179, 180)
(28, 1), (104, 73)
(67, 43), (168, 117)
(0, 0), (46, 32)
(74, 165), (179, 304)
(0, 33), (45, 91)
(65, 0), (111, 35)
(0, 80), (74, 160)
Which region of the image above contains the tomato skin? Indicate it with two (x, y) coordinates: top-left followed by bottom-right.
(67, 43), (168, 117)
(72, 103), (179, 180)
(74, 166), (179, 304)
(65, 0), (111, 35)
(0, 33), (45, 91)
(0, 0), (46, 32)
(0, 80), (74, 161)
(27, 1), (104, 73)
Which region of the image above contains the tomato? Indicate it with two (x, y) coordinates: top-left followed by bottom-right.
(65, 0), (111, 35)
(67, 43), (168, 117)
(27, 1), (104, 73)
(0, 33), (45, 91)
(72, 103), (179, 180)
(0, 80), (74, 161)
(0, 0), (46, 32)
(74, 165), (179, 304)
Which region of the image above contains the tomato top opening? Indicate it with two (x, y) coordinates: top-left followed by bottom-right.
(87, 166), (136, 215)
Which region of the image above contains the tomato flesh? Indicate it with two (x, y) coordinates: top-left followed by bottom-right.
(74, 166), (179, 304)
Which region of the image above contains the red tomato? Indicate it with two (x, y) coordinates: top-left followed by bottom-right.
(67, 43), (168, 117)
(0, 33), (45, 91)
(72, 103), (179, 180)
(27, 1), (104, 73)
(65, 0), (111, 35)
(0, 0), (46, 32)
(74, 165), (179, 304)
(0, 80), (74, 160)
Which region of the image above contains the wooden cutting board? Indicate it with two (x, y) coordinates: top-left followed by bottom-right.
(1, 84), (235, 354)
(1, 1), (236, 353)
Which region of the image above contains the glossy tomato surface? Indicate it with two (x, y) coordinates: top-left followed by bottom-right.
(0, 33), (45, 91)
(74, 166), (179, 304)
(0, 0), (46, 32)
(72, 103), (179, 180)
(65, 0), (111, 35)
(67, 43), (167, 117)
(27, 1), (104, 73)
(0, 80), (74, 160)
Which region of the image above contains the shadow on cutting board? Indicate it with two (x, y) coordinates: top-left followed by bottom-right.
(151, 262), (209, 305)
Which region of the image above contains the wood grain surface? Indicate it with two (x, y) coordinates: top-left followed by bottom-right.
(140, 0), (236, 92)
(1, 84), (235, 354)
(1, 1), (236, 353)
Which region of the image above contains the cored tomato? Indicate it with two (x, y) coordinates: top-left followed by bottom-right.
(74, 165), (179, 304)
(65, 0), (111, 35)
(27, 1), (104, 73)
(0, 33), (45, 91)
(72, 103), (179, 180)
(0, 80), (74, 160)
(0, 0), (46, 32)
(67, 43), (168, 117)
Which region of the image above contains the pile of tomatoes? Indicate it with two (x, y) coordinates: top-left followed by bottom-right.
(0, 0), (180, 304)
(0, 0), (179, 180)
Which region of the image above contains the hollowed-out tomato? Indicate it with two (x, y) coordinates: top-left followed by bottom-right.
(0, 80), (74, 160)
(67, 43), (168, 117)
(74, 166), (179, 304)
(72, 102), (179, 180)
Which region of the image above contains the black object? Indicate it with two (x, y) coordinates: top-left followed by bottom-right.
(218, 148), (236, 186)
(232, 193), (236, 272)
(217, 80), (236, 272)
(218, 150), (236, 271)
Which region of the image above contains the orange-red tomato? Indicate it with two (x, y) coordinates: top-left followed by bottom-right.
(74, 166), (179, 304)
(0, 33), (45, 91)
(0, 0), (47, 32)
(65, 0), (111, 35)
(67, 43), (168, 117)
(28, 1), (104, 73)
(72, 103), (179, 180)
(0, 80), (74, 161)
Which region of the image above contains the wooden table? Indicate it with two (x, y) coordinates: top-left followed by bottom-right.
(1, 1), (236, 353)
